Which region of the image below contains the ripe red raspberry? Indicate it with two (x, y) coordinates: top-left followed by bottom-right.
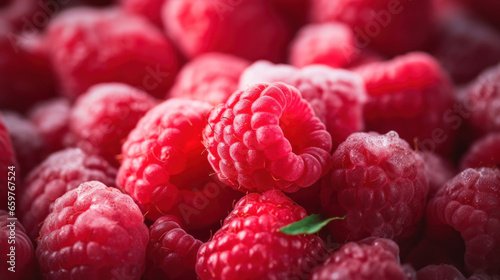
(420, 151), (456, 199)
(0, 210), (35, 280)
(36, 181), (149, 279)
(117, 98), (241, 229)
(0, 0), (40, 30)
(289, 22), (358, 69)
(168, 53), (250, 105)
(310, 237), (416, 280)
(309, 0), (432, 55)
(0, 115), (16, 212)
(163, 0), (293, 62)
(203, 82), (332, 193)
(355, 52), (456, 156)
(460, 133), (500, 171)
(426, 167), (500, 274)
(19, 148), (117, 240)
(196, 190), (327, 280)
(119, 0), (167, 27)
(321, 131), (428, 242)
(459, 63), (500, 140)
(144, 215), (202, 280)
(46, 7), (180, 99)
(70, 83), (157, 167)
(239, 62), (367, 149)
(430, 16), (500, 84)
(1, 111), (47, 174)
(416, 264), (466, 280)
(28, 98), (71, 152)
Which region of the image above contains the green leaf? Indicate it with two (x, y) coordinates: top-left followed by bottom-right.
(279, 214), (346, 235)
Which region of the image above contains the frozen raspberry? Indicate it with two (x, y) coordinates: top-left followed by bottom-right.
(28, 98), (71, 152)
(239, 62), (367, 149)
(289, 22), (358, 69)
(355, 52), (456, 156)
(416, 264), (466, 280)
(309, 0), (433, 55)
(0, 210), (34, 280)
(117, 98), (241, 228)
(426, 167), (500, 274)
(421, 151), (456, 199)
(19, 148), (117, 240)
(460, 133), (500, 171)
(168, 53), (250, 105)
(429, 16), (500, 84)
(0, 23), (57, 112)
(321, 131), (428, 242)
(120, 0), (167, 27)
(196, 190), (327, 280)
(459, 63), (500, 140)
(70, 83), (157, 167)
(0, 115), (16, 212)
(310, 237), (416, 280)
(1, 111), (47, 174)
(36, 181), (149, 279)
(203, 82), (332, 193)
(163, 0), (293, 62)
(144, 215), (202, 280)
(46, 7), (180, 99)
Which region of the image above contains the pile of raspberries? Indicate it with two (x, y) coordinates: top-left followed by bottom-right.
(1, 0), (500, 279)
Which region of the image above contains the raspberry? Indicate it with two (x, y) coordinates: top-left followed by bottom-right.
(309, 0), (433, 55)
(1, 111), (47, 174)
(203, 82), (332, 193)
(46, 7), (180, 99)
(119, 0), (166, 27)
(0, 115), (16, 212)
(321, 131), (428, 242)
(36, 181), (149, 279)
(429, 16), (500, 84)
(143, 215), (202, 280)
(239, 62), (367, 149)
(70, 83), (157, 166)
(117, 98), (241, 229)
(163, 0), (293, 62)
(426, 167), (500, 274)
(460, 133), (500, 171)
(459, 63), (500, 140)
(355, 52), (456, 156)
(28, 98), (71, 152)
(168, 53), (250, 105)
(416, 264), (466, 280)
(289, 23), (358, 69)
(196, 190), (327, 280)
(421, 151), (456, 199)
(0, 210), (34, 280)
(19, 148), (117, 240)
(0, 0), (39, 30)
(310, 237), (416, 280)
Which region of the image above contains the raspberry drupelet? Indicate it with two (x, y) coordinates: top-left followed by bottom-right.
(203, 82), (333, 193)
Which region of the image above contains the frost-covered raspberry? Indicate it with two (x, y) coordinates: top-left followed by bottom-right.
(239, 62), (367, 149)
(321, 131), (428, 242)
(46, 7), (180, 99)
(19, 148), (117, 240)
(310, 237), (416, 280)
(196, 190), (327, 280)
(309, 0), (432, 55)
(144, 215), (202, 280)
(203, 82), (332, 193)
(36, 181), (149, 279)
(70, 83), (157, 166)
(168, 53), (250, 105)
(163, 0), (293, 62)
(426, 167), (500, 274)
(0, 210), (34, 280)
(28, 98), (71, 152)
(117, 98), (241, 228)
(355, 52), (456, 155)
(460, 133), (500, 171)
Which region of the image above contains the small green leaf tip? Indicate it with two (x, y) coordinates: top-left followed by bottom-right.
(279, 214), (346, 235)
